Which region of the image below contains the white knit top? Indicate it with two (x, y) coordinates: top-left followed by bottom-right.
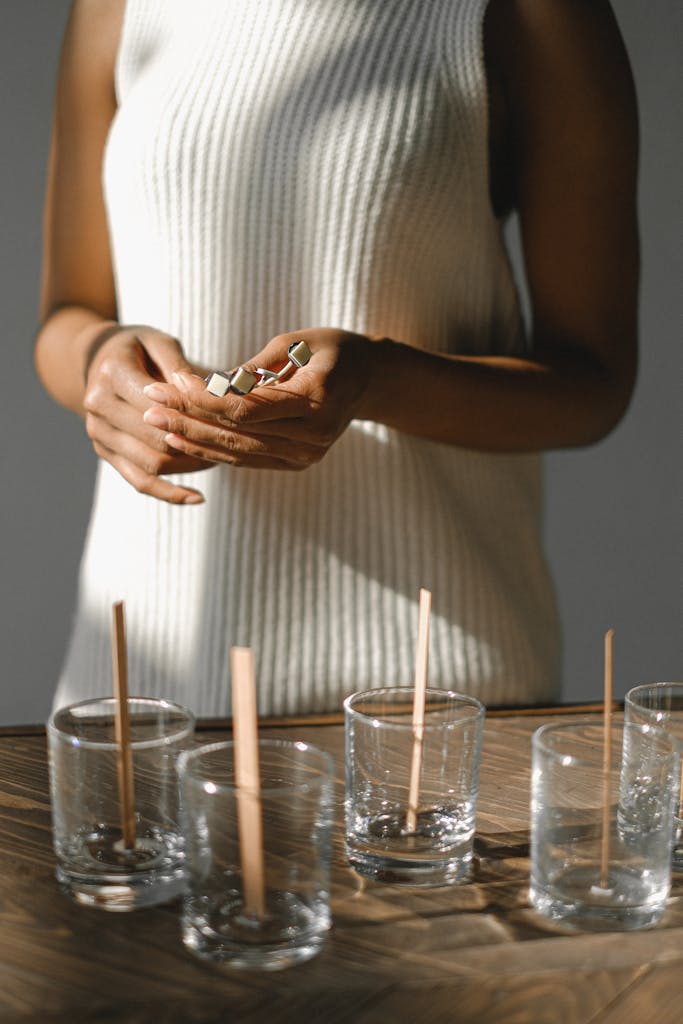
(54, 0), (561, 717)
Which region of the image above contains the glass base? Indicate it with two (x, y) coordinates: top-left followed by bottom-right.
(347, 844), (472, 887)
(530, 865), (668, 932)
(346, 807), (474, 887)
(183, 921), (325, 971)
(182, 891), (329, 970)
(57, 863), (186, 911)
(55, 826), (185, 911)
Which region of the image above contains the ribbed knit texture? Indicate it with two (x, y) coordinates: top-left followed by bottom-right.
(54, 0), (560, 717)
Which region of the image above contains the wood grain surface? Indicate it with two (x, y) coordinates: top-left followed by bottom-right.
(1, 711), (682, 1023)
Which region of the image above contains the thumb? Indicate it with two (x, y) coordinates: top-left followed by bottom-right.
(244, 333), (312, 382)
(139, 330), (198, 381)
(242, 333), (294, 376)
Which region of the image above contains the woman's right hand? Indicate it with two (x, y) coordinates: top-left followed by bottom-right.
(36, 7), (210, 507)
(83, 325), (213, 504)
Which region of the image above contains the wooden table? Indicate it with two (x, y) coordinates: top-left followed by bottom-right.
(1, 709), (682, 1023)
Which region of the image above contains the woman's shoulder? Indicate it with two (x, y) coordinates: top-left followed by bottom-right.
(484, 0), (635, 118)
(61, 0), (126, 91)
(484, 0), (636, 216)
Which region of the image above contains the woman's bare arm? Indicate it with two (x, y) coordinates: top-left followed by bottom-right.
(363, 0), (639, 452)
(143, 0), (638, 467)
(36, 0), (121, 415)
(35, 0), (210, 503)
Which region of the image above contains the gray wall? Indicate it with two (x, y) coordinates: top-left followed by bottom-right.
(1, 1), (680, 724)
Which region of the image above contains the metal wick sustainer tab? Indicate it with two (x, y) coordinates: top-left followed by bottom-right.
(204, 341), (312, 397)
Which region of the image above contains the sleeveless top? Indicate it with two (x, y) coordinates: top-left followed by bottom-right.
(53, 0), (561, 717)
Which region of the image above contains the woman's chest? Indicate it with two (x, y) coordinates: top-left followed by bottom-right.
(108, 1), (485, 215)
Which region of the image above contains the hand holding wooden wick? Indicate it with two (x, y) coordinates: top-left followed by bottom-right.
(406, 588), (432, 834)
(111, 601), (136, 850)
(231, 647), (266, 920)
(599, 628), (614, 891)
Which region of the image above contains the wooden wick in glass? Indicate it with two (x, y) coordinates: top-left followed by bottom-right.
(599, 628), (614, 890)
(406, 589), (431, 834)
(231, 646), (266, 920)
(112, 601), (136, 849)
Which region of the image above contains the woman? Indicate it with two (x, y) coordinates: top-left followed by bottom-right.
(36, 0), (638, 716)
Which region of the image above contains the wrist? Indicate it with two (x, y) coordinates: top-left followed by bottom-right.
(79, 319), (123, 385)
(354, 334), (405, 424)
(34, 306), (122, 417)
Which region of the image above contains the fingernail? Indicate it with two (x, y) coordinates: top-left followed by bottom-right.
(144, 384), (169, 402)
(143, 408), (170, 429)
(182, 493), (204, 505)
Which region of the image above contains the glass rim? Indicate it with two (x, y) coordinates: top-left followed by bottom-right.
(532, 717), (678, 764)
(343, 686), (484, 730)
(47, 696), (195, 751)
(177, 738), (334, 796)
(625, 681), (683, 707)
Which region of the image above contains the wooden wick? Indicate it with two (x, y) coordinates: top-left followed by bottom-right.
(406, 589), (432, 834)
(230, 647), (266, 920)
(599, 628), (614, 889)
(111, 601), (136, 849)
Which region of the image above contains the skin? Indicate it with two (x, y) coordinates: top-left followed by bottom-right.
(35, 0), (639, 505)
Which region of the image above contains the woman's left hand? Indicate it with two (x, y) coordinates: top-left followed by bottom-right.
(142, 329), (376, 470)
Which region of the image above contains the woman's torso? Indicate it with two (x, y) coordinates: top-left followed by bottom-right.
(54, 0), (560, 717)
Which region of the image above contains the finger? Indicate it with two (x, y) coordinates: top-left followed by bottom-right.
(86, 395), (204, 466)
(89, 329), (203, 413)
(144, 403), (304, 446)
(87, 344), (178, 413)
(93, 443), (205, 504)
(147, 400), (335, 449)
(164, 427), (322, 469)
(143, 373), (217, 412)
(87, 395), (211, 474)
(166, 440), (313, 472)
(245, 332), (292, 370)
(88, 393), (170, 450)
(167, 371), (318, 427)
(197, 331), (302, 386)
(89, 413), (213, 476)
(141, 331), (199, 380)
